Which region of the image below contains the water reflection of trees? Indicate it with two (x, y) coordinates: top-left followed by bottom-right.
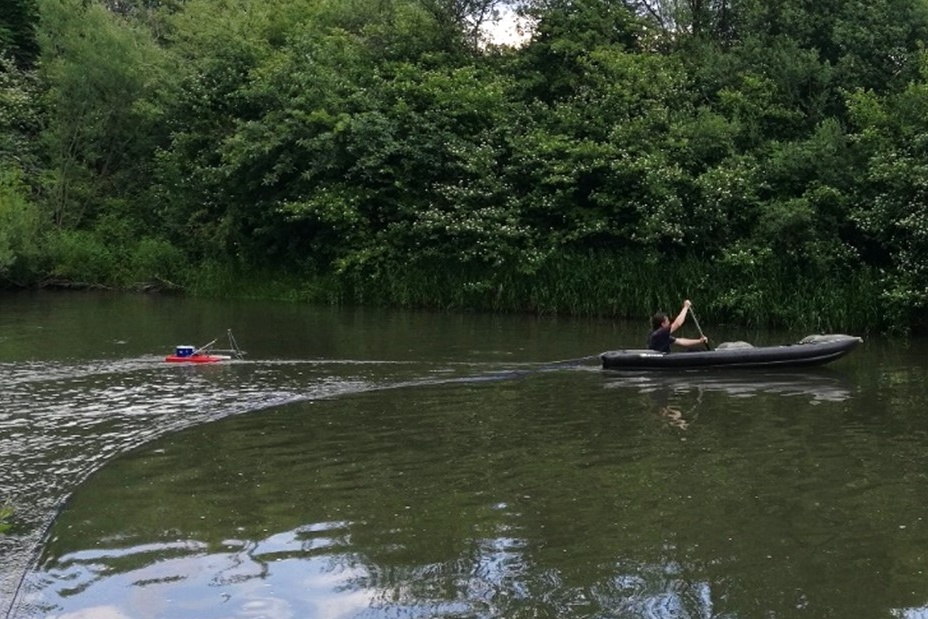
(31, 371), (928, 619)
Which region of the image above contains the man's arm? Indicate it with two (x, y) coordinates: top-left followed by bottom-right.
(670, 299), (692, 333)
(676, 336), (709, 348)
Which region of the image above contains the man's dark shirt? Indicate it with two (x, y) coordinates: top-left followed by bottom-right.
(647, 327), (675, 353)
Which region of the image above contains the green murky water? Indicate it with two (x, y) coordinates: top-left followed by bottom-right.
(1, 291), (926, 619)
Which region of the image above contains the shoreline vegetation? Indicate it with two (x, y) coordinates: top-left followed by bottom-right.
(12, 245), (885, 334)
(3, 0), (928, 334)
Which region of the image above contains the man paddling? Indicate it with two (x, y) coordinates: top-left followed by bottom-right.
(647, 299), (709, 353)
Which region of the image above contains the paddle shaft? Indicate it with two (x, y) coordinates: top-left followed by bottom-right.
(689, 306), (711, 351)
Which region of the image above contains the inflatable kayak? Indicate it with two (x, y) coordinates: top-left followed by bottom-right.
(601, 334), (862, 371)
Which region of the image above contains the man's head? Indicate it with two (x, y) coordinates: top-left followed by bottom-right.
(651, 312), (669, 331)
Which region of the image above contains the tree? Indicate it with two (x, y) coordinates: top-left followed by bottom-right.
(846, 62), (928, 328)
(0, 0), (39, 67)
(0, 53), (41, 173)
(512, 0), (645, 102)
(629, 0), (734, 42)
(0, 165), (42, 285)
(416, 0), (509, 49)
(38, 0), (171, 229)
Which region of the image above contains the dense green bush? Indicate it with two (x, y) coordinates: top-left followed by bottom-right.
(44, 230), (123, 285)
(0, 165), (43, 286)
(130, 238), (190, 288)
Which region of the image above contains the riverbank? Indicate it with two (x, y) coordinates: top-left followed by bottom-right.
(179, 251), (886, 334)
(4, 246), (892, 333)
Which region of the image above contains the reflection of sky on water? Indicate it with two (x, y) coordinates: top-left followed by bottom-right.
(32, 533), (375, 619)
(32, 525), (733, 619)
(63, 529), (928, 619)
(606, 563), (720, 619)
(1, 356), (515, 613)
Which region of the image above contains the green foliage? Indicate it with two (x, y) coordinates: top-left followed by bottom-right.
(844, 54), (928, 330)
(131, 237), (190, 286)
(42, 226), (189, 289)
(195, 248), (880, 332)
(0, 0), (39, 66)
(515, 0), (645, 102)
(149, 0), (321, 260)
(0, 53), (42, 173)
(711, 241), (880, 330)
(830, 0), (928, 92)
(45, 229), (124, 284)
(38, 0), (171, 229)
(0, 164), (43, 285)
(0, 50), (48, 286)
(163, 7), (531, 275)
(4, 0), (928, 332)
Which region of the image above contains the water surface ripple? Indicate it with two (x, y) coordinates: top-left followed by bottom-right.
(4, 292), (928, 619)
(1, 354), (497, 615)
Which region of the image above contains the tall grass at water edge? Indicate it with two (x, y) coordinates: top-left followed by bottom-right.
(187, 251), (883, 334)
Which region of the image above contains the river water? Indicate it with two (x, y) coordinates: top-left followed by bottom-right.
(1, 290), (926, 619)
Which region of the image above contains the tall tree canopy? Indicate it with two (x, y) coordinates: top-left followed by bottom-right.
(0, 0), (39, 66)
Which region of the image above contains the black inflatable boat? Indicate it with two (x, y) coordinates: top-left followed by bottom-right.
(601, 334), (862, 370)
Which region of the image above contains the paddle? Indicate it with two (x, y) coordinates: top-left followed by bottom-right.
(689, 305), (711, 351)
